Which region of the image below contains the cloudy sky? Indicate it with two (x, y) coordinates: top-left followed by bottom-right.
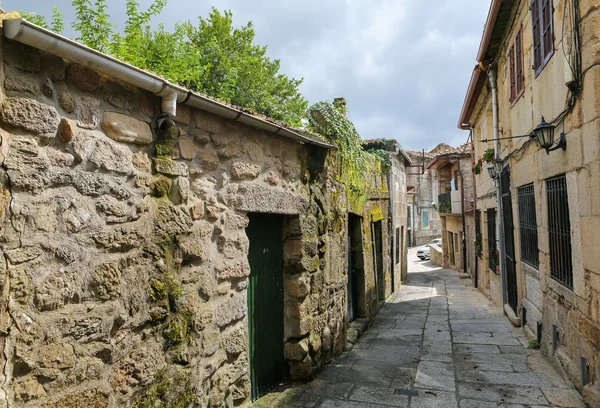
(2, 0), (490, 151)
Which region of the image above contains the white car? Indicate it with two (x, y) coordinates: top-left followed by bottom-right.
(417, 238), (442, 260)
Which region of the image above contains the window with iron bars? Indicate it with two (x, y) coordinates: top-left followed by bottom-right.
(517, 184), (539, 268)
(546, 176), (573, 289)
(487, 209), (498, 274)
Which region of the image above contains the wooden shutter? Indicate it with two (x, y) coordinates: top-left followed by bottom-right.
(531, 0), (542, 70)
(516, 29), (524, 94)
(541, 0), (553, 62)
(509, 46), (516, 101)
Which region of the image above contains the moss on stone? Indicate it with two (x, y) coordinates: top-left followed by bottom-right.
(131, 375), (195, 408)
(152, 175), (172, 197)
(149, 278), (168, 301)
(163, 315), (189, 344)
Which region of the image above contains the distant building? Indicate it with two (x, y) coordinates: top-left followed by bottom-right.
(405, 149), (441, 247)
(425, 144), (474, 273)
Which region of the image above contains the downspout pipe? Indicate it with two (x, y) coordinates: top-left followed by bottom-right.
(458, 159), (467, 275)
(3, 18), (334, 148)
(470, 127), (478, 288)
(489, 68), (507, 308)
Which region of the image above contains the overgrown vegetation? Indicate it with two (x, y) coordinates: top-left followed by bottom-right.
(308, 101), (389, 209)
(21, 0), (308, 126)
(527, 339), (541, 350)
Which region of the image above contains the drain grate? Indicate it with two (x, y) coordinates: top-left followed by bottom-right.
(393, 389), (418, 397)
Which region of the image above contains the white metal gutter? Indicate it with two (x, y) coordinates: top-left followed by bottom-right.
(3, 18), (334, 149)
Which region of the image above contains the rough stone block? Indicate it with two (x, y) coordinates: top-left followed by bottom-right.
(525, 274), (543, 311)
(153, 158), (188, 177)
(189, 202), (205, 220)
(76, 96), (101, 129)
(5, 246), (42, 264)
(286, 275), (310, 299)
(132, 151), (152, 173)
(5, 72), (40, 95)
(58, 88), (75, 113)
(284, 338), (309, 361)
(90, 262), (121, 301)
(89, 138), (133, 174)
(289, 355), (312, 380)
(202, 327), (221, 356)
(60, 117), (76, 142)
(40, 54), (66, 81)
(67, 63), (100, 92)
(102, 112), (153, 144)
(4, 40), (41, 73)
(215, 260), (250, 280)
(214, 294), (247, 328)
(178, 138), (196, 160)
(1, 97), (60, 136)
(231, 161), (261, 180)
(217, 233), (249, 259)
(221, 324), (247, 355)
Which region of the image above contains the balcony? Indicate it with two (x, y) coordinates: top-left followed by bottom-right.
(437, 191), (462, 215)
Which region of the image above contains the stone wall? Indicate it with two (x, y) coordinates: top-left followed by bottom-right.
(0, 38), (352, 408)
(467, 0), (600, 403)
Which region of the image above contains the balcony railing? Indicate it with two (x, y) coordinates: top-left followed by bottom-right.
(438, 191), (462, 215)
(438, 192), (451, 214)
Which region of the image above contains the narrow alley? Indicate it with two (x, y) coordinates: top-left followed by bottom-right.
(257, 248), (586, 408)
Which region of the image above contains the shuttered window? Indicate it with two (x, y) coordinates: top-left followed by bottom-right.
(531, 0), (554, 75)
(509, 28), (524, 103)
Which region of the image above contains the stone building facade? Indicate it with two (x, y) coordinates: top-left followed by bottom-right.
(458, 0), (600, 403)
(425, 147), (473, 273)
(405, 150), (442, 247)
(0, 16), (396, 408)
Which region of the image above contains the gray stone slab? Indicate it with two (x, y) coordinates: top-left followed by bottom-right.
(452, 344), (501, 354)
(410, 390), (458, 408)
(456, 369), (554, 387)
(451, 323), (513, 333)
(301, 380), (354, 400)
(319, 399), (391, 408)
(455, 352), (528, 366)
(423, 329), (451, 341)
(316, 365), (393, 387)
(459, 399), (497, 408)
(414, 361), (455, 392)
(348, 386), (410, 407)
(452, 332), (521, 346)
(541, 387), (586, 407)
(457, 383), (549, 405)
(498, 345), (530, 354)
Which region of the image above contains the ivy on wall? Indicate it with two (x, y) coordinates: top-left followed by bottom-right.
(308, 101), (389, 212)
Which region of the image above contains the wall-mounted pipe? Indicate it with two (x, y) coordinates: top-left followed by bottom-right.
(489, 68), (507, 308)
(3, 18), (334, 149)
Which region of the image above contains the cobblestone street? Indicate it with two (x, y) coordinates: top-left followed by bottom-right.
(257, 248), (586, 407)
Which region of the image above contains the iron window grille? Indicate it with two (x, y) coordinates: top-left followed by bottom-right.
(546, 175), (573, 289)
(487, 209), (498, 274)
(517, 184), (539, 268)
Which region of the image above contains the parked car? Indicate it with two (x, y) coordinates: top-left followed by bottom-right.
(417, 238), (442, 260)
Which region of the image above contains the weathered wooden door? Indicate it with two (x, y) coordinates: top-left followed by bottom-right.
(372, 220), (384, 302)
(246, 213), (284, 401)
(501, 168), (518, 314)
(347, 234), (356, 322)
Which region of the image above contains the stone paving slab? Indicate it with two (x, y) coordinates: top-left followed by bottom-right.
(256, 249), (584, 408)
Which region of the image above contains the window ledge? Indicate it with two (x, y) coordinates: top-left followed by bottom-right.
(534, 48), (555, 79)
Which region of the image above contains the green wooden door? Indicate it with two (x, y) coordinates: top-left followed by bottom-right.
(246, 213), (284, 401)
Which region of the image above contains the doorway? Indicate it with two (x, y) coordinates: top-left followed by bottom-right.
(501, 168), (518, 314)
(246, 213), (284, 401)
(372, 220), (385, 302)
(348, 214), (365, 320)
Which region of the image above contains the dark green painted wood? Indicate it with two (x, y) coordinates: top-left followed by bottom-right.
(246, 213), (284, 401)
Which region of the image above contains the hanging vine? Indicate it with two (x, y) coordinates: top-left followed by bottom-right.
(307, 101), (388, 211)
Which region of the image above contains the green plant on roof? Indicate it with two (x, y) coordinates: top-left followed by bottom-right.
(22, 1), (308, 127)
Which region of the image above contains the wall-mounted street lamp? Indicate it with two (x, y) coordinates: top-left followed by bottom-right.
(487, 158), (504, 180)
(530, 116), (567, 155)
